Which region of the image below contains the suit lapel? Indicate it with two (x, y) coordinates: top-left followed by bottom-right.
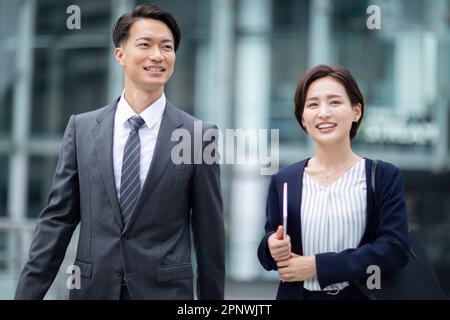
(93, 98), (123, 229)
(123, 101), (183, 233)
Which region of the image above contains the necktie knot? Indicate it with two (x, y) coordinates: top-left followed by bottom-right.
(128, 116), (145, 132)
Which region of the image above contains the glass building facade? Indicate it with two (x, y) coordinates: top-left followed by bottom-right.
(0, 0), (449, 299)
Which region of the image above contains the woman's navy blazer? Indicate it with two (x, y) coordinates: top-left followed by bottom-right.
(257, 158), (410, 300)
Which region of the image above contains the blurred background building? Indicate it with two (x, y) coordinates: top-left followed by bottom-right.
(0, 0), (449, 299)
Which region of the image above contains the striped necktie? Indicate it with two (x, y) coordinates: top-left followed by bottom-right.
(119, 115), (145, 225)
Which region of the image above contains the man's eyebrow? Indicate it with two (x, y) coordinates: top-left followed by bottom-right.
(135, 37), (174, 43)
(135, 37), (151, 42)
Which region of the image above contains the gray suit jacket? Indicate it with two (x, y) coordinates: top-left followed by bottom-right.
(15, 98), (225, 300)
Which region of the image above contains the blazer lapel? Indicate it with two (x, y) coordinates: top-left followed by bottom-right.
(359, 158), (375, 246)
(93, 98), (123, 229)
(123, 101), (183, 233)
(286, 159), (308, 256)
(288, 158), (374, 253)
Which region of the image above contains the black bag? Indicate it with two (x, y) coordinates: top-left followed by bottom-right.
(352, 160), (446, 300)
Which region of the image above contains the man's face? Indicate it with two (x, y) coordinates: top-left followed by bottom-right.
(114, 18), (176, 93)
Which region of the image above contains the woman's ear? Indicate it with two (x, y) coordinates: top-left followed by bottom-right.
(353, 103), (362, 122)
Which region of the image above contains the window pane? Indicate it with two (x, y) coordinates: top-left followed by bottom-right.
(136, 0), (212, 115)
(27, 156), (58, 218)
(0, 0), (18, 137)
(404, 171), (450, 294)
(31, 47), (109, 135)
(0, 230), (7, 272)
(36, 0), (111, 36)
(331, 0), (443, 153)
(270, 0), (309, 143)
(0, 155), (8, 218)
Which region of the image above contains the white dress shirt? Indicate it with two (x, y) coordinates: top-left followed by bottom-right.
(113, 91), (166, 200)
(301, 158), (367, 291)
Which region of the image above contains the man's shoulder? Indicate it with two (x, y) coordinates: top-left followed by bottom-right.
(165, 101), (217, 131)
(74, 103), (115, 122)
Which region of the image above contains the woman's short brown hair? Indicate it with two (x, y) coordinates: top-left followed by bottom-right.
(112, 4), (181, 51)
(294, 65), (364, 140)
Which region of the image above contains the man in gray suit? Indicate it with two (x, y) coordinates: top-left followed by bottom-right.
(15, 4), (224, 300)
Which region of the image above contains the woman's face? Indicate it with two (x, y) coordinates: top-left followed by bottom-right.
(301, 76), (361, 146)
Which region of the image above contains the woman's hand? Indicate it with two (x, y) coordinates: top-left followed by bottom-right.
(268, 226), (291, 262)
(277, 253), (317, 282)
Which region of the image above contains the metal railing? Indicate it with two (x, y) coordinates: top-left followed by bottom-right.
(0, 219), (79, 299)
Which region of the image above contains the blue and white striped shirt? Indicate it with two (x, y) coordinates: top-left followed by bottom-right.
(301, 158), (367, 291)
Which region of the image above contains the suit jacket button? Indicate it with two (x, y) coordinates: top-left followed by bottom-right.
(115, 269), (122, 277)
(121, 235), (128, 242)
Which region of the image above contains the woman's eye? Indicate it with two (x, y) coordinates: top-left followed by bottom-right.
(330, 100), (340, 105)
(163, 45), (173, 50)
(307, 103), (318, 108)
(138, 43), (149, 47)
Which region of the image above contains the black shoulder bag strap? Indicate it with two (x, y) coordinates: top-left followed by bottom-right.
(351, 159), (380, 300)
(371, 159), (379, 201)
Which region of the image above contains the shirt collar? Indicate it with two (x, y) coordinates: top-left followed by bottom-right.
(116, 91), (166, 129)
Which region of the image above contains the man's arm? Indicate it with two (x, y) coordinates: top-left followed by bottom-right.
(191, 124), (225, 300)
(15, 115), (81, 299)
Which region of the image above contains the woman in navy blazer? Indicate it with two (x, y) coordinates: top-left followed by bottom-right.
(257, 65), (410, 300)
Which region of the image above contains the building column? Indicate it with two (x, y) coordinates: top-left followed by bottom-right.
(195, 1), (235, 277)
(8, 0), (36, 273)
(195, 0), (234, 132)
(228, 0), (271, 280)
(108, 0), (135, 101)
(308, 0), (332, 67)
(430, 0), (449, 169)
